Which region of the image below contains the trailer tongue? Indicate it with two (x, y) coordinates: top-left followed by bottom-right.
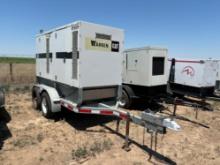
(60, 98), (180, 131)
(60, 98), (180, 151)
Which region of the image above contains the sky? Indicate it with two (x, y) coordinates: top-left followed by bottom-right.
(0, 0), (220, 59)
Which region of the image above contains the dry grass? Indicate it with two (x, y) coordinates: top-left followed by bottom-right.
(0, 63), (35, 84)
(72, 138), (113, 161)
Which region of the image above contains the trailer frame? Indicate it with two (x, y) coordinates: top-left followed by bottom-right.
(32, 84), (180, 152)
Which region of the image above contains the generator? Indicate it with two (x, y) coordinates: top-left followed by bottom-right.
(167, 58), (219, 98)
(35, 21), (124, 106)
(32, 21), (180, 154)
(119, 46), (168, 108)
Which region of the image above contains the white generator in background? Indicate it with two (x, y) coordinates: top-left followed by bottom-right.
(33, 21), (124, 117)
(167, 58), (218, 98)
(119, 46), (168, 108)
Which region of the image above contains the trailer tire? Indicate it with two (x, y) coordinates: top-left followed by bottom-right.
(32, 87), (41, 110)
(40, 92), (53, 118)
(119, 89), (132, 108)
(173, 92), (184, 99)
(0, 90), (5, 108)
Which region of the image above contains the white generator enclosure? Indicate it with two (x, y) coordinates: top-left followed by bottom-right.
(168, 59), (218, 97)
(121, 47), (168, 98)
(36, 21), (124, 105)
(123, 47), (168, 87)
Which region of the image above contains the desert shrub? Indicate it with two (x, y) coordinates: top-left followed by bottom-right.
(72, 146), (89, 160)
(72, 138), (113, 161)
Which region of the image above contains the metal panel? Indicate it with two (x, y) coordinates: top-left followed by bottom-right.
(46, 37), (50, 73)
(83, 87), (117, 101)
(96, 33), (111, 40)
(127, 53), (138, 71)
(72, 31), (78, 79)
(79, 22), (123, 88)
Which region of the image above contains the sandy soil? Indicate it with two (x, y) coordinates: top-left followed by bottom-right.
(0, 91), (220, 165)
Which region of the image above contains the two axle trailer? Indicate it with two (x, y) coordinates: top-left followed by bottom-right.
(33, 21), (180, 152)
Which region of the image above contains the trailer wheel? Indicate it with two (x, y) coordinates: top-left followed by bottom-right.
(40, 92), (53, 118)
(32, 87), (41, 110)
(119, 90), (132, 108)
(0, 90), (5, 108)
(173, 93), (184, 99)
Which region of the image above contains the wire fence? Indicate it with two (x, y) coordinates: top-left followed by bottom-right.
(0, 63), (35, 85)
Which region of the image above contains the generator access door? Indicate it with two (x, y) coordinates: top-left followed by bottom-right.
(127, 52), (138, 71)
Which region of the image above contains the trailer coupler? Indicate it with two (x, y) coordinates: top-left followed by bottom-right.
(115, 109), (180, 153)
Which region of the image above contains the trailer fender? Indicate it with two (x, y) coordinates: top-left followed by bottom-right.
(122, 85), (136, 99)
(34, 84), (61, 113)
(0, 89), (5, 108)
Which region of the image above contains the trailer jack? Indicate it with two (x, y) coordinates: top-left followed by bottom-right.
(113, 107), (180, 154)
(148, 131), (158, 160)
(122, 117), (131, 151)
(116, 118), (161, 154)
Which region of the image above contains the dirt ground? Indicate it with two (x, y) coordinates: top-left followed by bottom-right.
(0, 90), (220, 165)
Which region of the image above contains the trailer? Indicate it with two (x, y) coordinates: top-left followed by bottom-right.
(32, 21), (180, 152)
(167, 58), (218, 98)
(119, 46), (168, 108)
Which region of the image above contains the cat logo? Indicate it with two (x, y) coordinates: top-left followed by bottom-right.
(85, 37), (119, 52)
(111, 41), (119, 52)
